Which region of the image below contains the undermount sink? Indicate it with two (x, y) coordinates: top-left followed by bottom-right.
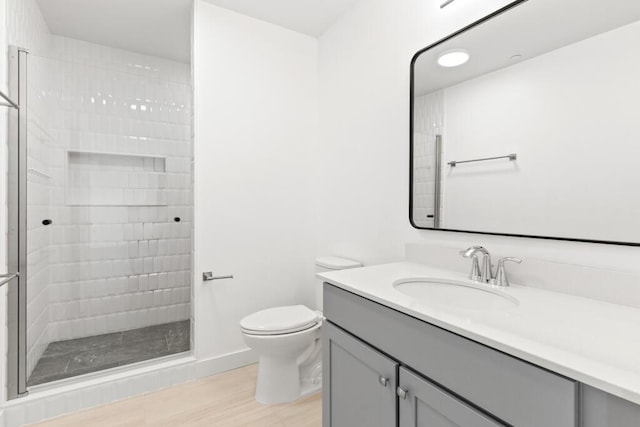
(392, 278), (519, 310)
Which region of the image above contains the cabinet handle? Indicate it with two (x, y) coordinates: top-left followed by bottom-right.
(378, 376), (389, 387)
(397, 387), (408, 399)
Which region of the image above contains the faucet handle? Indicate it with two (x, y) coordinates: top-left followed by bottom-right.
(494, 257), (522, 287)
(460, 245), (484, 257)
(460, 247), (482, 281)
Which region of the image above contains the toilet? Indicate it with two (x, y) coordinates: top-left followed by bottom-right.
(240, 256), (362, 404)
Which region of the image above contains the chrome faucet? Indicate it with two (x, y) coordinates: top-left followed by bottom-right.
(460, 246), (492, 283)
(494, 257), (522, 287)
(460, 246), (481, 281)
(461, 246), (523, 286)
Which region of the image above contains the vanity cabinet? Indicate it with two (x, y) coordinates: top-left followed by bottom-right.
(323, 283), (640, 427)
(323, 283), (578, 427)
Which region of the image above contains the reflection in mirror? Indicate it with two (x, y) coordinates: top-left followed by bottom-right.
(410, 0), (640, 244)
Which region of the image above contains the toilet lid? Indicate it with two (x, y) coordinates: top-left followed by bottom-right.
(240, 305), (320, 335)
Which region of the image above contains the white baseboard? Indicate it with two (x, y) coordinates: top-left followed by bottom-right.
(1, 349), (257, 427)
(196, 348), (258, 378)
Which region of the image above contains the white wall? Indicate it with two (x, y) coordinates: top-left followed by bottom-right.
(316, 0), (640, 276)
(315, 0), (518, 265)
(193, 2), (318, 361)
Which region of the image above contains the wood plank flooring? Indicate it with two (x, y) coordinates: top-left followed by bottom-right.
(29, 364), (322, 427)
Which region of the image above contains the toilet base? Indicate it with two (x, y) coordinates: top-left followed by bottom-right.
(299, 378), (322, 399)
(253, 330), (323, 405)
(255, 356), (322, 405)
(241, 320), (322, 405)
(255, 355), (302, 404)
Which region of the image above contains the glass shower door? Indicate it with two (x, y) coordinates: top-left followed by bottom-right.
(16, 48), (193, 388)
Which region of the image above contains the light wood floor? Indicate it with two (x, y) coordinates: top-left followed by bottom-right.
(29, 364), (322, 427)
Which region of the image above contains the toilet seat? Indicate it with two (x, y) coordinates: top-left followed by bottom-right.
(240, 305), (320, 336)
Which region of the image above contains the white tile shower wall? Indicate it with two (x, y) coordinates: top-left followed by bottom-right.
(25, 55), (55, 378)
(6, 0), (51, 55)
(42, 36), (193, 343)
(7, 0), (55, 379)
(7, 0), (193, 377)
(412, 91), (445, 228)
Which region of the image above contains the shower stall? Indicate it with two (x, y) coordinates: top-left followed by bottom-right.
(4, 31), (193, 397)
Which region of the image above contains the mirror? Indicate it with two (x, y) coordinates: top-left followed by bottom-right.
(410, 0), (640, 245)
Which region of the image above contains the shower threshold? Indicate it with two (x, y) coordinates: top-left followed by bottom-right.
(27, 320), (190, 387)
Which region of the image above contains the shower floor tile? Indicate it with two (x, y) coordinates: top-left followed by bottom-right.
(27, 320), (190, 387)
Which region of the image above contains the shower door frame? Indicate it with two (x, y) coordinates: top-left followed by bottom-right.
(7, 45), (29, 400)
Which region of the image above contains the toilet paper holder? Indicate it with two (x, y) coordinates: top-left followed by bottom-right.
(202, 272), (234, 281)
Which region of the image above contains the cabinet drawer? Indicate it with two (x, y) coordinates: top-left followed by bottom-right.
(324, 284), (578, 427)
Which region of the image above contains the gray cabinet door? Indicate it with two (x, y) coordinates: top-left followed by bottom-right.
(581, 385), (640, 427)
(399, 367), (505, 427)
(323, 322), (398, 427)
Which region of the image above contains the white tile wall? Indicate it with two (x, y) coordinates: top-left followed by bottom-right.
(6, 0), (51, 55)
(7, 0), (56, 379)
(67, 152), (168, 206)
(7, 0), (193, 378)
(40, 38), (193, 343)
(413, 91), (445, 228)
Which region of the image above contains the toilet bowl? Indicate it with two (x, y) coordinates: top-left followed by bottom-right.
(240, 256), (361, 404)
(241, 305), (322, 404)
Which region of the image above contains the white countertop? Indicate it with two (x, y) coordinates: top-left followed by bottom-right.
(318, 262), (640, 405)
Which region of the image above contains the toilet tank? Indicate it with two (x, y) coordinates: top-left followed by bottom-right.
(315, 256), (362, 311)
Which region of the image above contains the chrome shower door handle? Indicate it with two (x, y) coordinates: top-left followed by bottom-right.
(0, 89), (18, 109)
(0, 272), (19, 287)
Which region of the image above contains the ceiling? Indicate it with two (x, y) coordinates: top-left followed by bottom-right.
(36, 0), (192, 63)
(201, 0), (360, 37)
(36, 0), (359, 63)
(414, 0), (640, 95)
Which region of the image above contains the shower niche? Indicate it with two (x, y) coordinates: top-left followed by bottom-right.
(67, 151), (168, 206)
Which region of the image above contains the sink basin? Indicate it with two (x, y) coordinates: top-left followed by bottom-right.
(393, 278), (519, 310)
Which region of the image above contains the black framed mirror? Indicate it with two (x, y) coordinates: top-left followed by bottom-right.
(410, 0), (640, 246)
